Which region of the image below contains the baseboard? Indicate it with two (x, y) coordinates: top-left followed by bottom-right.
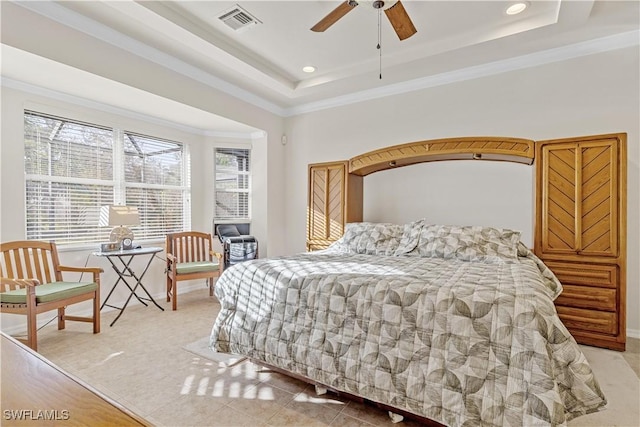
(1, 281), (210, 335)
(627, 328), (640, 339)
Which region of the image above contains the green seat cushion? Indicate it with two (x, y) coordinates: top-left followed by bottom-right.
(176, 261), (219, 274)
(0, 281), (97, 304)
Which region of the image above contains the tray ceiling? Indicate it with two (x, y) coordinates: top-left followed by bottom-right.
(2, 1), (638, 128)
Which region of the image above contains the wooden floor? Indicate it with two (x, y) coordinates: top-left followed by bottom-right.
(1, 332), (151, 426)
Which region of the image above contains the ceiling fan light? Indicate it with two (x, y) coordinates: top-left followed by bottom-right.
(302, 66), (316, 73)
(506, 2), (528, 15)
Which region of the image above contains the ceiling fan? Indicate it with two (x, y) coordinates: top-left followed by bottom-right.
(311, 0), (417, 41)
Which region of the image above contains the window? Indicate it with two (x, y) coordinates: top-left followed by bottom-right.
(214, 148), (250, 222)
(123, 132), (190, 240)
(24, 111), (190, 245)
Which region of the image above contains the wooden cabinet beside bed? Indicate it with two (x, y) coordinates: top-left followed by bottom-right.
(307, 161), (363, 251)
(535, 133), (627, 351)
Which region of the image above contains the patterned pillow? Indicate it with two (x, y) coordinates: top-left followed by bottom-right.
(336, 222), (404, 256)
(408, 224), (521, 263)
(393, 219), (425, 255)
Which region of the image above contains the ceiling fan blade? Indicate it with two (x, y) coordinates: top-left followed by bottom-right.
(384, 1), (417, 40)
(311, 1), (358, 32)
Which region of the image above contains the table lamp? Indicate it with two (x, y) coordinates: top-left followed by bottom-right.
(99, 205), (140, 248)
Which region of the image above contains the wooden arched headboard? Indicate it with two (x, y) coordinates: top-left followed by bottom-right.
(349, 136), (534, 176)
(306, 133), (626, 351)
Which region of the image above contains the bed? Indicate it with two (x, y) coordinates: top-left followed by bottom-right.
(210, 221), (606, 426)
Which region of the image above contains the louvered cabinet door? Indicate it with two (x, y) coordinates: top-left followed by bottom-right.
(537, 136), (620, 259)
(579, 140), (618, 257)
(307, 161), (363, 251)
(307, 162), (347, 250)
(538, 142), (580, 256)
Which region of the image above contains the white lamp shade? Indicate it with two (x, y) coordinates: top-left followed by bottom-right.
(99, 205), (140, 227)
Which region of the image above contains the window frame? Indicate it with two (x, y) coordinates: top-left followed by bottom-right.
(23, 110), (191, 247)
(122, 130), (192, 240)
(213, 146), (251, 225)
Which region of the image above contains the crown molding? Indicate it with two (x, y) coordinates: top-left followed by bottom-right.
(9, 1), (640, 120)
(284, 30), (640, 117)
(1, 77), (258, 140)
(14, 0), (287, 117)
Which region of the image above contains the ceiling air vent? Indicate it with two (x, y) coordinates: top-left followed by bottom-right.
(217, 5), (262, 32)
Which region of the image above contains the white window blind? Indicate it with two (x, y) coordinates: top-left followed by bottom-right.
(25, 112), (115, 244)
(214, 148), (250, 222)
(24, 111), (190, 245)
(124, 132), (190, 239)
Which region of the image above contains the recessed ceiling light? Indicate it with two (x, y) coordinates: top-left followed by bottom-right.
(506, 2), (528, 15)
(302, 66), (316, 73)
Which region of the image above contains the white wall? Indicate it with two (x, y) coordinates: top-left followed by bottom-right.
(283, 47), (640, 337)
(365, 161), (535, 245)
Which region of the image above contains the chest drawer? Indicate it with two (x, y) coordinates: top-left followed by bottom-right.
(555, 284), (616, 311)
(307, 242), (330, 251)
(544, 261), (617, 289)
(556, 306), (617, 335)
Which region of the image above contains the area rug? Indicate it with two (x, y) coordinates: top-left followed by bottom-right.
(182, 336), (247, 367)
(573, 345), (640, 426)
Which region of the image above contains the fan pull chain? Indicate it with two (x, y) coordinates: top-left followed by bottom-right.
(377, 8), (382, 79)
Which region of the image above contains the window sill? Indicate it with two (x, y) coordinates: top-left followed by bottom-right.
(57, 239), (165, 253)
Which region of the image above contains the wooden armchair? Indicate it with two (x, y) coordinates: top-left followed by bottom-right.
(0, 241), (103, 351)
(166, 231), (223, 311)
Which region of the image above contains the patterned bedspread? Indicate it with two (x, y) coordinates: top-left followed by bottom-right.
(210, 250), (606, 426)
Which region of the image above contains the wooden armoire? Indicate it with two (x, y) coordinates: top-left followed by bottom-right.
(535, 133), (627, 351)
(306, 161), (363, 251)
